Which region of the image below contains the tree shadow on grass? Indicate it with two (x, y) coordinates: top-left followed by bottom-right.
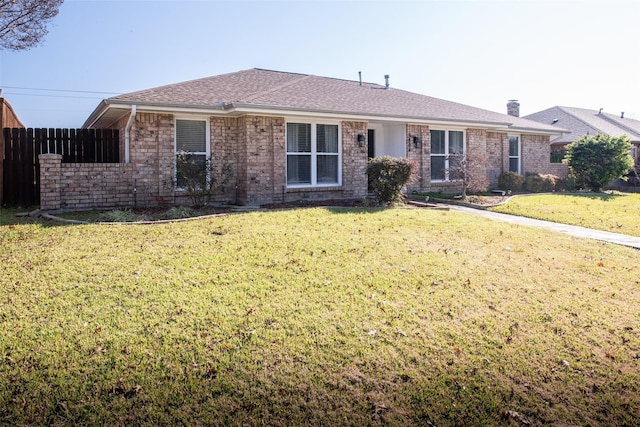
(561, 191), (627, 201)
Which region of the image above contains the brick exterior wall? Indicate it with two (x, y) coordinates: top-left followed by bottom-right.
(521, 134), (569, 178)
(40, 154), (139, 210)
(405, 124), (429, 192)
(413, 129), (565, 192)
(39, 154), (63, 210)
(210, 117), (241, 204)
(240, 116), (285, 204)
(129, 113), (175, 205)
(38, 110), (565, 209)
(485, 131), (505, 185)
(340, 121), (369, 198)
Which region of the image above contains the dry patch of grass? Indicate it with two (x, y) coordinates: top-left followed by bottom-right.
(1, 207), (639, 425)
(490, 192), (640, 237)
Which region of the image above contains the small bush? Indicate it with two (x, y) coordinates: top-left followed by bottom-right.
(159, 206), (195, 220)
(98, 209), (150, 223)
(523, 173), (557, 193)
(176, 153), (233, 207)
(497, 172), (525, 192)
(555, 174), (578, 192)
(367, 156), (418, 205)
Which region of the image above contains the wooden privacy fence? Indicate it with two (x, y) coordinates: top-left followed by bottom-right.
(2, 128), (119, 207)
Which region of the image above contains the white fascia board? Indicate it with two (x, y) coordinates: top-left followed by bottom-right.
(104, 101), (226, 115)
(227, 104), (512, 130)
(505, 126), (565, 136)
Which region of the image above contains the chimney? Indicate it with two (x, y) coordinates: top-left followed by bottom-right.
(384, 74), (390, 89)
(507, 100), (520, 117)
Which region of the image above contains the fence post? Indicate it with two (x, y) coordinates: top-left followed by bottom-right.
(39, 153), (63, 210)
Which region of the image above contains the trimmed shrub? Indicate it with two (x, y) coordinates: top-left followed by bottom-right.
(523, 173), (557, 193)
(565, 134), (634, 191)
(367, 156), (418, 206)
(497, 171), (525, 192)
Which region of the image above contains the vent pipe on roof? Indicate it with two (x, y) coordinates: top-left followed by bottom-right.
(621, 112), (625, 119)
(359, 71), (362, 86)
(598, 108), (603, 115)
(384, 75), (389, 89)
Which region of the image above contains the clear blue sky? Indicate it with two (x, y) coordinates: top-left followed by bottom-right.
(1, 0), (639, 127)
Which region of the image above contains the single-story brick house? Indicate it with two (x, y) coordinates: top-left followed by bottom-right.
(67, 69), (564, 207)
(524, 106), (640, 167)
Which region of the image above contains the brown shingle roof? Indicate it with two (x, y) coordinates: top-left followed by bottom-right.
(88, 68), (559, 132)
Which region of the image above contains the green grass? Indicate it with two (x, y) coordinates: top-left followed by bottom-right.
(1, 207), (639, 426)
(489, 192), (640, 237)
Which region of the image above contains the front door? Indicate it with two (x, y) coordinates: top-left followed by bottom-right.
(367, 129), (375, 159)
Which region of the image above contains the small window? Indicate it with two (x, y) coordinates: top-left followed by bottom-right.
(175, 119), (209, 188)
(550, 148), (566, 163)
(509, 136), (520, 173)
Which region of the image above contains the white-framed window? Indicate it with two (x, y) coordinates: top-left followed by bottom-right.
(286, 121), (341, 187)
(508, 135), (520, 173)
(175, 117), (210, 188)
(430, 129), (465, 181)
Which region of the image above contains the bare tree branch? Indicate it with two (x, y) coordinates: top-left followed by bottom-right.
(0, 0), (64, 51)
(447, 152), (490, 199)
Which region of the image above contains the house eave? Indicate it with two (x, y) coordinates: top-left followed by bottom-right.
(503, 125), (566, 136)
(84, 99), (228, 128)
(85, 100), (562, 136)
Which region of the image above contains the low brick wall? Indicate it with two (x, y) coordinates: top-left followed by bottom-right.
(39, 154), (163, 210)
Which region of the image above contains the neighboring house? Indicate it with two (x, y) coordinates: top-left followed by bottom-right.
(524, 106), (640, 169)
(74, 68), (562, 207)
(0, 97), (26, 205)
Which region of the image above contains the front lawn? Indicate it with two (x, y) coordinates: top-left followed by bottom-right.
(1, 207), (639, 425)
(489, 192), (640, 237)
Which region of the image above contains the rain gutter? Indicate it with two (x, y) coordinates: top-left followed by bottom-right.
(124, 105), (136, 163)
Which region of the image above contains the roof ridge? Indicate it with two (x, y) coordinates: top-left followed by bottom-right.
(598, 112), (640, 138)
(256, 68), (387, 87)
(556, 106), (601, 135)
(111, 68), (258, 99)
(242, 73), (313, 103)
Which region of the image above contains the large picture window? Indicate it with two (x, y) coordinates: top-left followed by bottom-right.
(287, 122), (340, 186)
(175, 118), (209, 188)
(430, 129), (465, 181)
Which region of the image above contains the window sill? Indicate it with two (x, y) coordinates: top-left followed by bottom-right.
(286, 185), (342, 193)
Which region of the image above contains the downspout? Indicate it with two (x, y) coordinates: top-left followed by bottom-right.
(124, 104), (137, 163)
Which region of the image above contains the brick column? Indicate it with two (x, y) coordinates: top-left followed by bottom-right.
(406, 124), (430, 191)
(39, 154), (62, 210)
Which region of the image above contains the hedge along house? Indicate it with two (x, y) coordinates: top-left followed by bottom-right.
(78, 68), (563, 207)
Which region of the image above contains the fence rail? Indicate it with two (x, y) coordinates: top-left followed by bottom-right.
(2, 128), (119, 207)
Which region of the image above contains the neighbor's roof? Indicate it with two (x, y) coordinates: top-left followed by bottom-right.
(84, 68), (560, 133)
(524, 106), (640, 145)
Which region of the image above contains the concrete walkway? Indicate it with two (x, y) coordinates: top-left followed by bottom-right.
(442, 204), (640, 250)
